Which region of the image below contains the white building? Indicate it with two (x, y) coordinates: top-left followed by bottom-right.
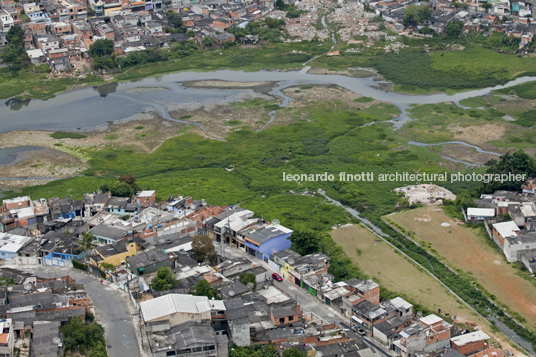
(466, 208), (495, 222)
(140, 294), (212, 325)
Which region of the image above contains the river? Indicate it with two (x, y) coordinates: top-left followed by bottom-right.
(2, 67), (536, 134)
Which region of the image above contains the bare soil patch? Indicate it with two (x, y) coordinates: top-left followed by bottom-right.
(448, 123), (506, 145)
(388, 205), (536, 329)
(331, 224), (487, 324)
(437, 144), (499, 165)
(307, 66), (375, 78)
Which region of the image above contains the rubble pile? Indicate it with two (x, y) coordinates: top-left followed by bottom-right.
(328, 3), (393, 43)
(285, 12), (329, 41)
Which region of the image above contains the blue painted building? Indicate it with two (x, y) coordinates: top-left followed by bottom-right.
(41, 232), (86, 266)
(244, 224), (293, 261)
(105, 197), (138, 217)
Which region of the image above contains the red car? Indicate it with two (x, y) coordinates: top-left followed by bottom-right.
(272, 273), (283, 282)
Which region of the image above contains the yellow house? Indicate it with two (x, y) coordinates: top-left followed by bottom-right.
(280, 262), (295, 279)
(90, 238), (144, 268)
(104, 6), (122, 16)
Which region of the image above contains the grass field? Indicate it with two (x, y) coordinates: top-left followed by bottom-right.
(331, 223), (482, 321)
(387, 205), (536, 328)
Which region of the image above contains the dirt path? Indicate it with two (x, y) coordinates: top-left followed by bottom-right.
(388, 205), (536, 329)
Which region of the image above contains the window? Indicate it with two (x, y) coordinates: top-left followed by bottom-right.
(204, 346), (215, 351)
(167, 352), (177, 356)
(192, 347), (202, 353)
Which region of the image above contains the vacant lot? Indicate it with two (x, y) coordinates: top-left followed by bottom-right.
(331, 224), (482, 321)
(388, 205), (536, 328)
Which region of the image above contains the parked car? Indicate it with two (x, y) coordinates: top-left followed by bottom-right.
(166, 239), (172, 244)
(272, 273), (283, 282)
(356, 328), (367, 336)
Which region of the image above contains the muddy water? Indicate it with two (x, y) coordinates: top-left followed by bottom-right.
(0, 146), (46, 166)
(2, 68), (536, 134)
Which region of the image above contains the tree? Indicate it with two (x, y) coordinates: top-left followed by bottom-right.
(166, 11), (184, 29)
(61, 316), (107, 356)
(203, 36), (214, 48)
(503, 212), (511, 221)
(192, 279), (219, 299)
(89, 39), (114, 57)
(151, 267), (177, 291)
(276, 0), (285, 9)
(6, 25), (24, 44)
(481, 3), (492, 13)
(290, 230), (321, 255)
(100, 262), (115, 272)
(110, 181), (135, 197)
(191, 235), (217, 263)
(230, 344), (279, 357)
(283, 348), (307, 357)
(444, 21), (463, 38)
(1, 25), (29, 70)
(119, 174), (137, 191)
(187, 30), (195, 38)
(402, 4), (431, 27)
(239, 273), (257, 291)
(479, 150), (536, 193)
(80, 232), (97, 253)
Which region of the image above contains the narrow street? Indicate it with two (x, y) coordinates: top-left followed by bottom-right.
(219, 243), (397, 357)
(11, 265), (141, 357)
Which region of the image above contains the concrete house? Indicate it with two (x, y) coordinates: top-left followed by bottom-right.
(243, 224), (292, 261)
(140, 294), (211, 325)
(450, 331), (490, 355)
(84, 193), (111, 217)
(126, 248), (170, 275)
(393, 314), (452, 357)
(223, 297), (249, 346)
(270, 303), (301, 326)
(89, 237), (144, 268)
(148, 321), (228, 357)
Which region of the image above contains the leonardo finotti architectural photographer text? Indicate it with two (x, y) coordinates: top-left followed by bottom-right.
(282, 172), (527, 184)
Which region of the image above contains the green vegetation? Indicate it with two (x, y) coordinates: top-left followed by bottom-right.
(104, 134), (119, 140)
(100, 262), (116, 271)
(239, 273), (257, 291)
(403, 4), (431, 27)
(0, 25), (30, 72)
(495, 81), (536, 99)
(179, 115), (192, 120)
(192, 235), (217, 263)
(50, 132), (88, 140)
(230, 18), (287, 43)
(151, 267), (177, 291)
(192, 279), (219, 299)
(164, 11), (185, 33)
(479, 150), (536, 193)
(89, 39), (116, 70)
(353, 96), (374, 103)
(135, 126), (145, 130)
(61, 316), (107, 357)
(399, 102), (506, 143)
(368, 47), (536, 93)
(225, 120), (242, 126)
(361, 102), (400, 121)
(282, 348), (308, 357)
(0, 277), (15, 287)
(229, 344), (278, 357)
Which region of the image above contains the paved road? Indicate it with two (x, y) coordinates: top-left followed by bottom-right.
(13, 265), (140, 357)
(221, 244), (396, 357)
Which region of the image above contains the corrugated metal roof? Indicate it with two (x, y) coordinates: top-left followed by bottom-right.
(140, 294), (211, 322)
